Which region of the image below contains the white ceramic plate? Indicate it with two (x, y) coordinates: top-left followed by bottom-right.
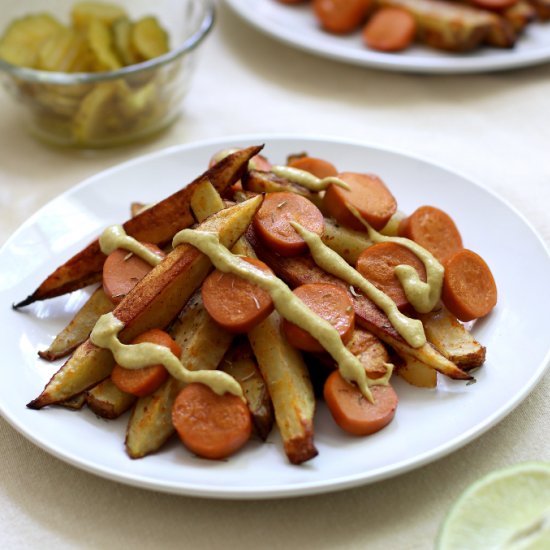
(225, 0), (550, 73)
(1, 135), (549, 499)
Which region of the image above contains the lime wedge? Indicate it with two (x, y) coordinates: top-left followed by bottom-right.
(437, 462), (550, 549)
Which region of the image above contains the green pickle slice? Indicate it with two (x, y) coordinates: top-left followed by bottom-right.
(87, 18), (122, 71)
(71, 1), (128, 30)
(131, 16), (169, 60)
(0, 14), (63, 67)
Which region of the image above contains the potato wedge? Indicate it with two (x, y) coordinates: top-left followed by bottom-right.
(396, 352), (438, 388)
(418, 305), (486, 369)
(27, 196), (262, 410)
(59, 392), (87, 410)
(15, 145), (263, 307)
(86, 377), (136, 419)
(38, 286), (113, 361)
(346, 327), (391, 379)
(247, 225), (470, 381)
(190, 179), (225, 223)
(248, 311), (318, 465)
(377, 0), (511, 51)
(220, 339), (274, 441)
(321, 218), (372, 265)
(125, 290), (234, 458)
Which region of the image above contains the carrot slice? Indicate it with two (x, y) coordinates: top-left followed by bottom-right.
(362, 7), (417, 52)
(111, 328), (181, 397)
(398, 205), (463, 264)
(282, 283), (355, 353)
(442, 249), (497, 322)
(324, 370), (397, 436)
(322, 172), (397, 231)
(102, 242), (165, 304)
(287, 156), (338, 179)
(313, 0), (371, 34)
(355, 241), (427, 312)
(172, 383), (252, 460)
(201, 257), (274, 333)
(253, 191), (325, 256)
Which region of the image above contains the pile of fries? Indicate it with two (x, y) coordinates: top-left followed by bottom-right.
(17, 145), (488, 465)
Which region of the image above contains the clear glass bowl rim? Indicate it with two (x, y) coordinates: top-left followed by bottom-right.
(0, 0), (215, 85)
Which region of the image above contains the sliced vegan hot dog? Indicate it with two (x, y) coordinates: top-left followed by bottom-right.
(442, 249), (497, 322)
(172, 382), (252, 460)
(362, 7), (417, 52)
(282, 283), (355, 353)
(102, 242), (165, 304)
(322, 172), (397, 231)
(324, 370), (398, 436)
(287, 156), (338, 179)
(313, 0), (371, 34)
(201, 257), (274, 333)
(253, 191), (325, 256)
(355, 241), (427, 312)
(111, 328), (181, 397)
(398, 205), (463, 264)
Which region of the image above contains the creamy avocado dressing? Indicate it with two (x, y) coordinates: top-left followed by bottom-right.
(271, 165), (350, 192)
(347, 204), (444, 314)
(291, 222), (427, 349)
(99, 224), (162, 267)
(90, 312), (244, 399)
(173, 229), (393, 403)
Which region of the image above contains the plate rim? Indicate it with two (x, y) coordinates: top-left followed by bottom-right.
(224, 0), (550, 74)
(1, 133), (550, 499)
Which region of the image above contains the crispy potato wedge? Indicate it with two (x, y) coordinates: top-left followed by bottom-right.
(396, 352), (438, 388)
(346, 327), (391, 379)
(242, 170), (323, 209)
(125, 376), (182, 459)
(418, 305), (486, 369)
(247, 225), (470, 381)
(220, 339), (274, 441)
(125, 290), (234, 458)
(529, 0), (550, 19)
(27, 197), (262, 410)
(378, 0), (513, 51)
(321, 218), (373, 265)
(190, 179), (225, 223)
(86, 377), (136, 419)
(15, 145), (263, 307)
(38, 286), (114, 361)
(59, 392), (87, 410)
(503, 0), (536, 32)
(248, 311), (318, 465)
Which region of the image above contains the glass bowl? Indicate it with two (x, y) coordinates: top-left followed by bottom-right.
(0, 0), (214, 148)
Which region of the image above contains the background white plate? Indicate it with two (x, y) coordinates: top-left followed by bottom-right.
(1, 135), (549, 499)
(225, 0), (550, 73)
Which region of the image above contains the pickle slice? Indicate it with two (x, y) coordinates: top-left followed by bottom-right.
(0, 14), (63, 67)
(131, 16), (169, 60)
(87, 17), (122, 71)
(72, 82), (118, 143)
(38, 29), (91, 72)
(116, 79), (157, 119)
(112, 17), (138, 65)
(71, 1), (128, 30)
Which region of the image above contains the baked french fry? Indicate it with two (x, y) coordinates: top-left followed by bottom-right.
(418, 305), (486, 369)
(503, 1), (536, 32)
(86, 377), (136, 419)
(125, 290), (234, 458)
(190, 178), (225, 223)
(59, 392), (87, 410)
(346, 327), (391, 379)
(242, 170), (323, 209)
(220, 340), (274, 441)
(247, 225), (471, 381)
(248, 311), (318, 465)
(321, 218), (373, 265)
(396, 352), (438, 388)
(38, 286), (114, 361)
(27, 196), (263, 410)
(377, 0), (509, 51)
(15, 145), (263, 307)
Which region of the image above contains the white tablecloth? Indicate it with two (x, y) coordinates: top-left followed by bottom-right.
(1, 4), (549, 549)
